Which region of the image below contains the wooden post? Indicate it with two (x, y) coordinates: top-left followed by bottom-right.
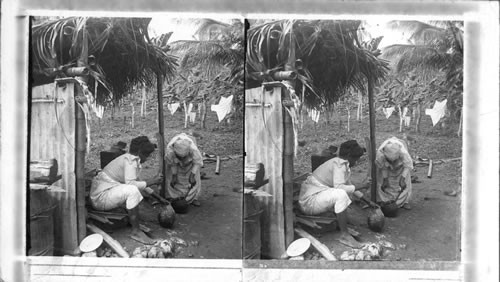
(282, 28), (296, 248)
(367, 79), (378, 202)
(156, 73), (166, 197)
(75, 24), (88, 244)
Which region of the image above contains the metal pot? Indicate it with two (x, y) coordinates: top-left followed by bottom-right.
(171, 198), (189, 214)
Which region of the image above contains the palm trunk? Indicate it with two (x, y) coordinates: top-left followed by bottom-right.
(357, 91), (362, 121)
(140, 84), (147, 118)
(415, 102), (422, 133)
(398, 105), (403, 132)
(324, 104), (330, 125)
(130, 102), (135, 129)
(200, 100), (207, 129)
(183, 102), (189, 129)
(346, 103), (351, 133)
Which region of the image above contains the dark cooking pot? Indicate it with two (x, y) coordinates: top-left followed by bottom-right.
(380, 200), (399, 217)
(171, 198), (189, 214)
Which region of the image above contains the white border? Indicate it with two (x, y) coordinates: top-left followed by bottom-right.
(1, 1), (499, 282)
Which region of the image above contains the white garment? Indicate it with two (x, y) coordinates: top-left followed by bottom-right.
(189, 112), (197, 123)
(404, 116), (411, 127)
(401, 107), (408, 117)
(425, 99), (447, 126)
(383, 107), (395, 119)
(211, 95), (234, 122)
(167, 102), (180, 115)
(309, 109), (320, 123)
(298, 174), (351, 214)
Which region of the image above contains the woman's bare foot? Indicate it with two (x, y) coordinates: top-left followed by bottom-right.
(130, 228), (156, 245)
(338, 232), (362, 248)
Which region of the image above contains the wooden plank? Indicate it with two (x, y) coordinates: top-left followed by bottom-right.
(245, 86), (285, 258)
(294, 227), (337, 260)
(30, 83), (79, 255)
(87, 223), (129, 258)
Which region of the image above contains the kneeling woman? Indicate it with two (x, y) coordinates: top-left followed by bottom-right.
(164, 133), (203, 207)
(90, 136), (163, 244)
(298, 140), (370, 248)
(375, 137), (413, 210)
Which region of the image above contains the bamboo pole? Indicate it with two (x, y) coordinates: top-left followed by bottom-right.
(156, 73), (166, 197)
(75, 24), (88, 244)
(282, 31), (296, 248)
(367, 79), (378, 202)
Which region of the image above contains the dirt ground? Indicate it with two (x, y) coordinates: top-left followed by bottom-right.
(85, 97), (243, 259)
(293, 109), (462, 261)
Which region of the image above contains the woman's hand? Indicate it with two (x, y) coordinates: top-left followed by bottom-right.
(399, 176), (407, 190)
(170, 174), (178, 188)
(146, 174), (163, 187)
(381, 177), (390, 192)
(188, 172), (197, 186)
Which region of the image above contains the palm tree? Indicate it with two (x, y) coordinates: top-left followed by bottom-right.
(380, 21), (463, 129)
(153, 19), (244, 129)
(246, 19), (388, 109)
(164, 19), (244, 82)
(32, 17), (177, 104)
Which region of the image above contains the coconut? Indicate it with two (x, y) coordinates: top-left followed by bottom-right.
(158, 205), (176, 228)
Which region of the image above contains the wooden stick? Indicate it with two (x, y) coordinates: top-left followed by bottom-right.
(367, 79), (378, 203)
(364, 137), (372, 180)
(215, 156), (221, 174)
(294, 227), (336, 260)
(87, 223), (129, 258)
(156, 73), (166, 197)
(295, 217), (322, 229)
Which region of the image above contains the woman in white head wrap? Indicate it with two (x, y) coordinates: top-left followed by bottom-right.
(164, 133), (204, 206)
(374, 137), (413, 209)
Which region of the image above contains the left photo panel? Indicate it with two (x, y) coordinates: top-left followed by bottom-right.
(28, 16), (244, 259)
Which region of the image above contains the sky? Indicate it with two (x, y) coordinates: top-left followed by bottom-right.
(148, 18), (235, 42)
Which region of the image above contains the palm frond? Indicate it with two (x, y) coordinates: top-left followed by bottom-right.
(246, 19), (389, 108)
(32, 17), (177, 104)
(169, 40), (243, 79)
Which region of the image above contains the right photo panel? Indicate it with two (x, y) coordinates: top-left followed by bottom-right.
(244, 19), (462, 261)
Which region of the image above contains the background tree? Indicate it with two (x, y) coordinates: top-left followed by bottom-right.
(380, 20), (463, 133)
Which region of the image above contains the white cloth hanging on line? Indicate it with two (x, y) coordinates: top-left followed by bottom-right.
(383, 106), (396, 119)
(211, 95), (234, 122)
(425, 99), (447, 126)
(401, 107), (408, 117)
(308, 109), (320, 123)
(189, 112), (197, 123)
(167, 102), (180, 115)
(404, 116), (411, 127)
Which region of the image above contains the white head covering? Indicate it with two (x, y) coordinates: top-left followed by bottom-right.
(173, 138), (191, 158)
(382, 141), (401, 161)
